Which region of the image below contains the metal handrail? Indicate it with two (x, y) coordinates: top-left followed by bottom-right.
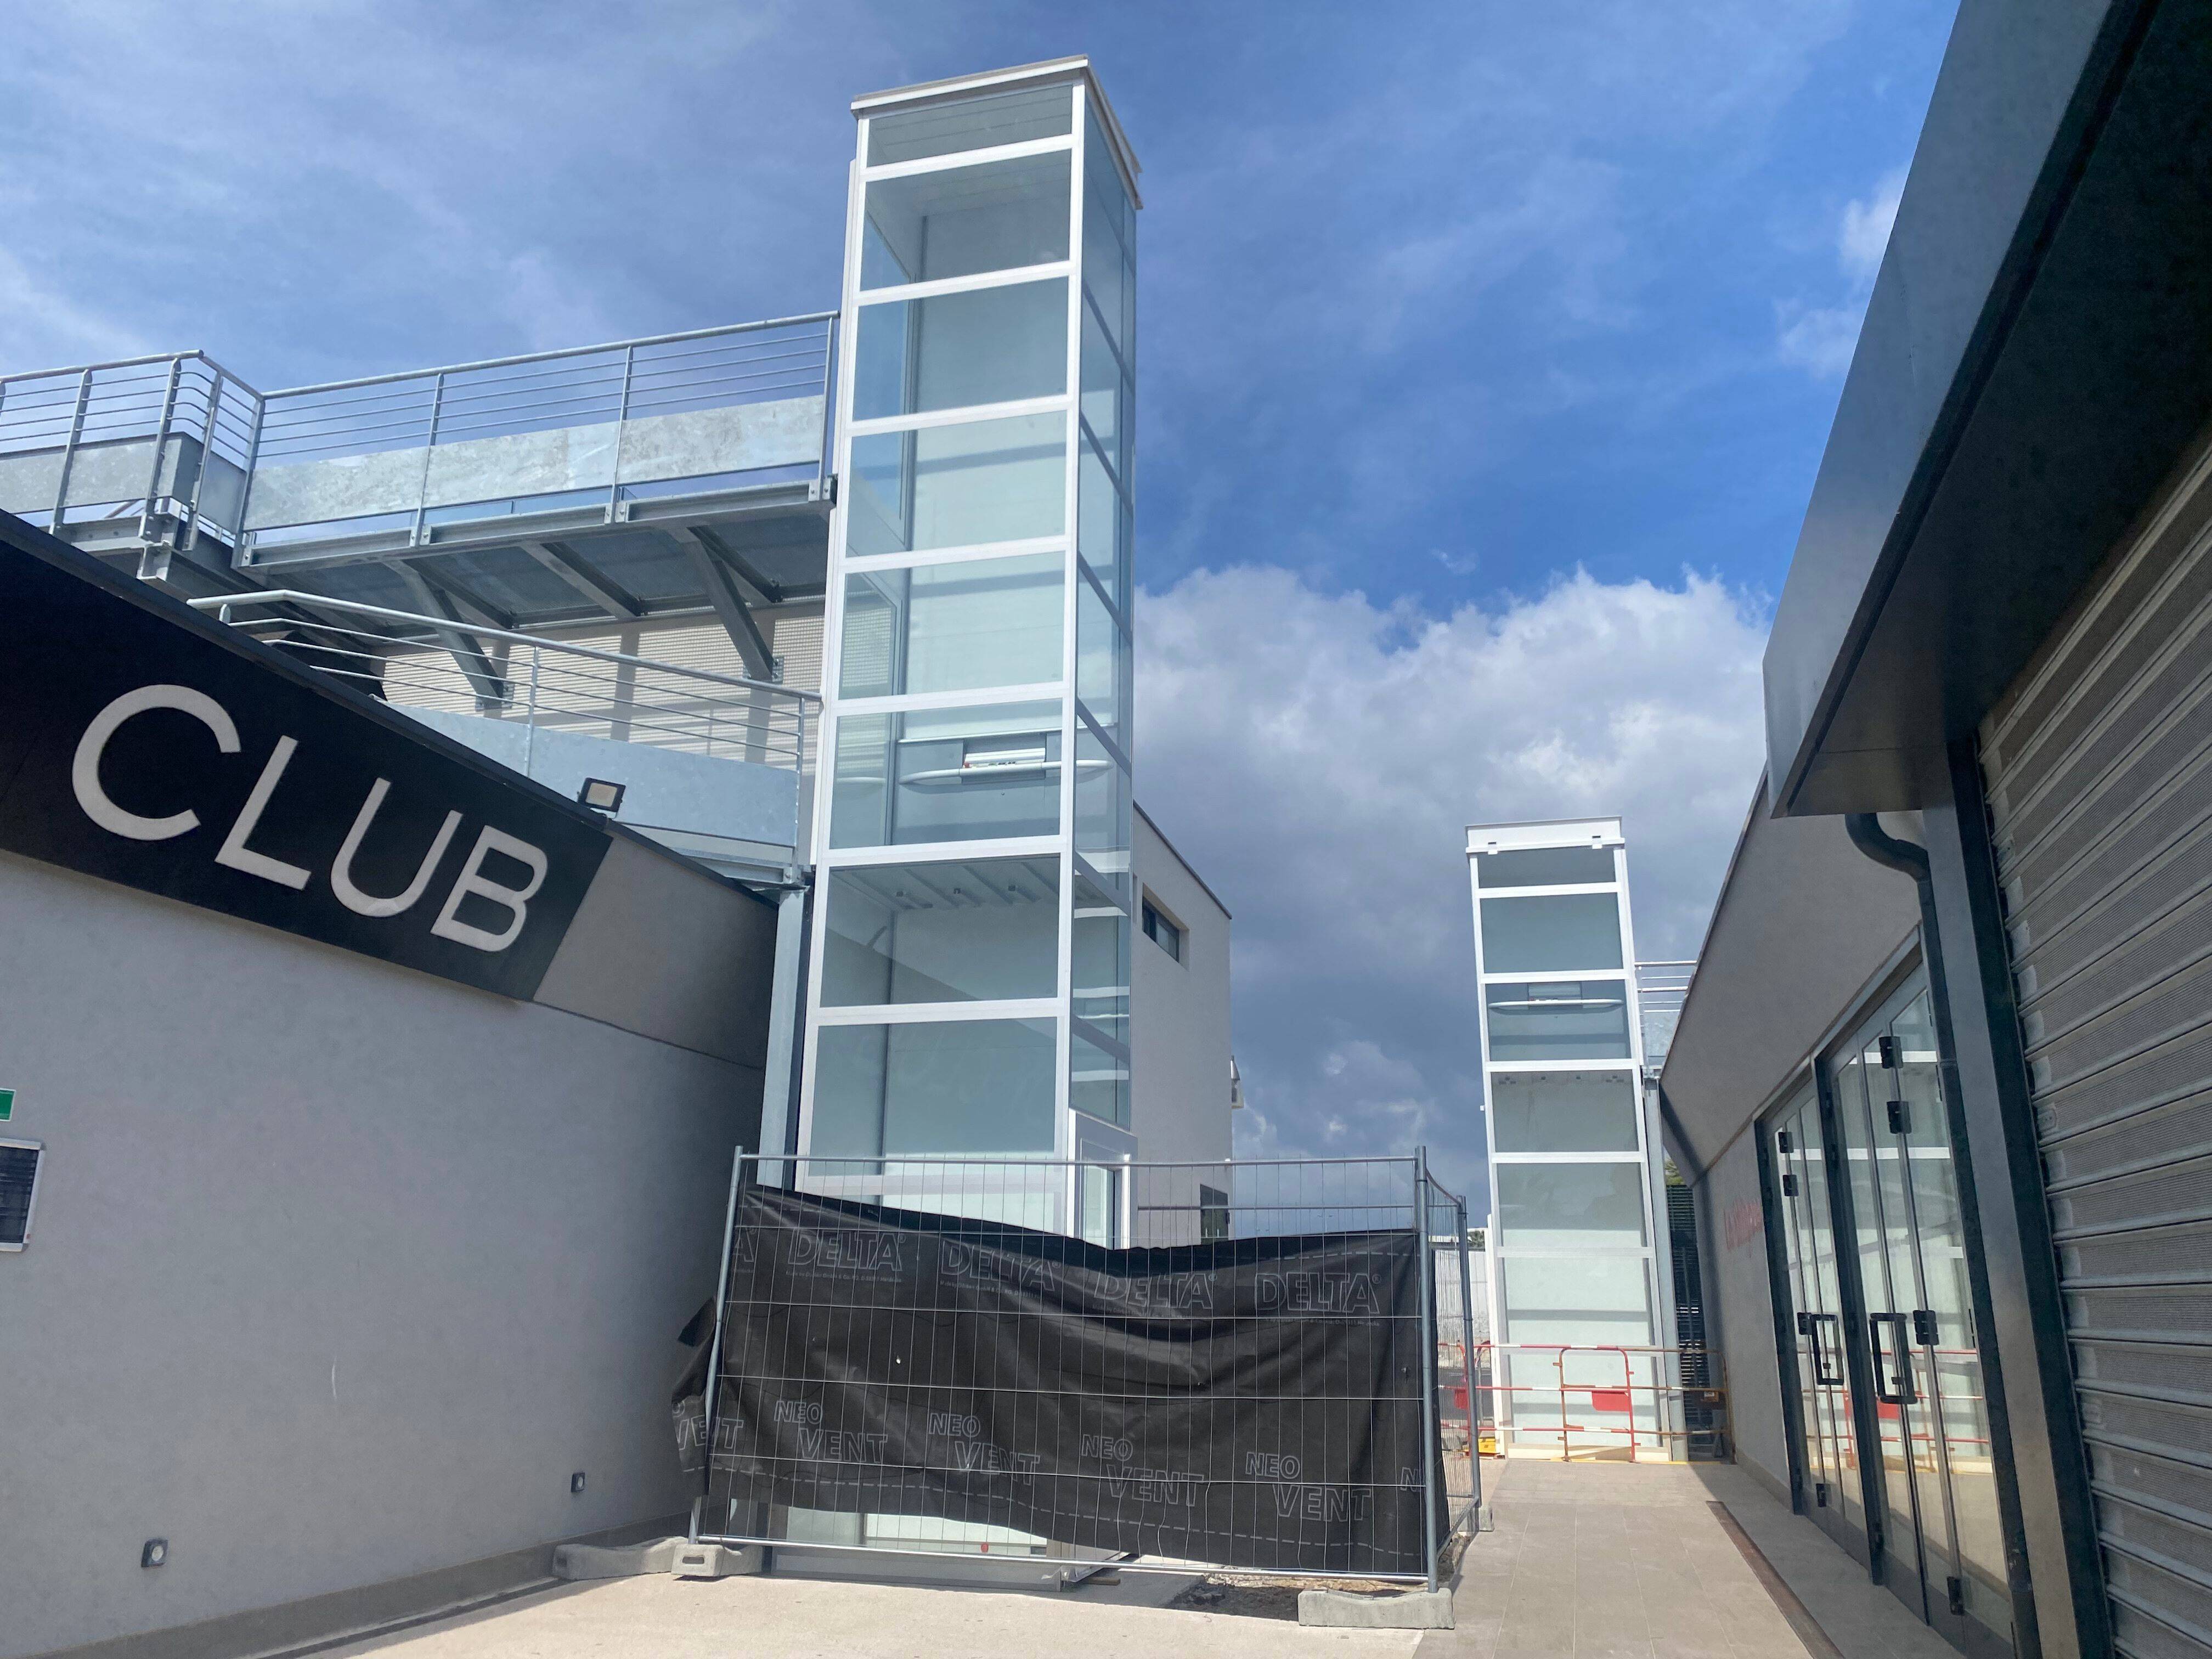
(262, 311), (839, 397)
(188, 590), (822, 702)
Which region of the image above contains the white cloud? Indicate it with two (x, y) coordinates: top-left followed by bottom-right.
(0, 247), (146, 370)
(1839, 167), (1907, 280)
(1775, 301), (1864, 378)
(1136, 564), (1769, 1209)
(1775, 163), (1910, 380)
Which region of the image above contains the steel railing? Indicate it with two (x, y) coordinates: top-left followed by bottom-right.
(0, 313), (838, 561)
(190, 591), (821, 858)
(1635, 959), (1695, 1073)
(0, 351), (261, 547)
(244, 313), (838, 552)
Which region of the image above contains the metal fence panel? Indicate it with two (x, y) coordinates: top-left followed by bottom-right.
(685, 1152), (1476, 1588)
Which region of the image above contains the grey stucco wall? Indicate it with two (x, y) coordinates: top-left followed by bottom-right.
(1698, 1130), (1790, 1497)
(0, 843), (769, 1658)
(1130, 805), (1232, 1171)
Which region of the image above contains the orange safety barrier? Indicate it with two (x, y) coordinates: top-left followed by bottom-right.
(1466, 1342), (1731, 1462)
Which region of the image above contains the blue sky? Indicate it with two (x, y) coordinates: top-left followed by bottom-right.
(2, 1), (1959, 1205)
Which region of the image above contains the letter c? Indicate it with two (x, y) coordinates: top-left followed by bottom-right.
(72, 685), (240, 840)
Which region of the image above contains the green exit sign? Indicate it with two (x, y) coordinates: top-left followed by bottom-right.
(0, 1090), (13, 1121)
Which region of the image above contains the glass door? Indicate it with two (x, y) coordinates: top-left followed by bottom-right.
(1770, 1085), (1865, 1561)
(1835, 1015), (1935, 1618)
(1831, 986), (2012, 1655)
(1868, 992), (2014, 1655)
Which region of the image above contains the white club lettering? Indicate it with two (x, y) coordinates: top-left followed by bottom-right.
(430, 826), (548, 953)
(331, 778), (462, 918)
(213, 735), (313, 890)
(71, 685), (240, 840)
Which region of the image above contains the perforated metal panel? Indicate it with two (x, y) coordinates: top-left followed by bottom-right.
(1982, 447), (2212, 1658)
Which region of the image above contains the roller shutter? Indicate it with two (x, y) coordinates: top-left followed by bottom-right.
(1980, 446), (2212, 1658)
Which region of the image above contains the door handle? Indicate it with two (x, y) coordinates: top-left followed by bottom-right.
(1870, 1313), (1918, 1404)
(1810, 1313), (1844, 1386)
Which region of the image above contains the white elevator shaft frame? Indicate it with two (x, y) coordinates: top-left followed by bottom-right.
(1465, 816), (1681, 1459)
(795, 58), (1142, 1237)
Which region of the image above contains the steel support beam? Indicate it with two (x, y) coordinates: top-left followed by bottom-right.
(383, 560), (509, 706)
(673, 526), (775, 680)
(519, 539), (645, 620)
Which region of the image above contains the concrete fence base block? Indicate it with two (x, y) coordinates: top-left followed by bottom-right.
(668, 1542), (766, 1579)
(552, 1537), (687, 1581)
(1297, 1588), (1455, 1629)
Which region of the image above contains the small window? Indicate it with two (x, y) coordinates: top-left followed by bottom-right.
(0, 1142), (43, 1250)
(1142, 900), (1183, 962)
(1200, 1184), (1230, 1242)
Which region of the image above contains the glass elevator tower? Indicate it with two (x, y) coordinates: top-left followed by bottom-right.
(798, 59), (1140, 1236)
(1466, 817), (1679, 1457)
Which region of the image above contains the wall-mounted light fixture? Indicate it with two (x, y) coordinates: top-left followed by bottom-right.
(571, 1471), (587, 1495)
(141, 1539), (168, 1569)
(577, 779), (625, 813)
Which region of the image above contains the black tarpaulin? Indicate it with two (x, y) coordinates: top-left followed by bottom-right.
(674, 1184), (1446, 1575)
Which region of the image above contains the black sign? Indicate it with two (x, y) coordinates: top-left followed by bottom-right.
(0, 514), (609, 999)
(675, 1186), (1446, 1576)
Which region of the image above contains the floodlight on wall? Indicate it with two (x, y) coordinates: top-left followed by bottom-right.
(141, 1539), (167, 1569)
(577, 778), (626, 813)
(571, 1471), (587, 1495)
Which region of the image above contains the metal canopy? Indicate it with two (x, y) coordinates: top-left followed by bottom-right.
(1762, 0), (2212, 815)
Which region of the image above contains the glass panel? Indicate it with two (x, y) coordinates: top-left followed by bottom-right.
(1778, 1097), (1864, 1538)
(1874, 1007), (1961, 1631)
(839, 552), (1063, 699)
(1837, 1039), (1928, 1615)
(1072, 870), (1129, 1039)
(848, 413), (1066, 558)
(867, 86), (1071, 167)
(1490, 1071), (1640, 1153)
(1500, 1255), (1652, 1347)
(1084, 104), (1133, 253)
(1082, 108), (1133, 357)
(1074, 722), (1130, 877)
(1484, 979), (1632, 1061)
(811, 1017), (1056, 1155)
(1079, 1161), (1122, 1245)
(1476, 846), (1616, 888)
(1893, 994), (2010, 1645)
(1496, 1163), (1647, 1248)
(1480, 893), (1623, 973)
(1071, 1024), (1130, 1128)
(821, 857), (1059, 1006)
(829, 698), (1062, 848)
(1079, 301), (1127, 479)
(862, 153), (1070, 289)
(1200, 1184), (1231, 1242)
(854, 279), (1067, 420)
(1075, 563), (1128, 752)
(1076, 433), (1128, 600)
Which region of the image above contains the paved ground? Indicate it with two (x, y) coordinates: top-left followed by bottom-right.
(323, 1460), (1961, 1659)
(322, 1568), (1425, 1659)
(1419, 1459), (1961, 1659)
